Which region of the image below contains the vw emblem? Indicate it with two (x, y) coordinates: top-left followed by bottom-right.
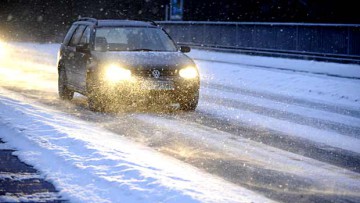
(152, 69), (161, 78)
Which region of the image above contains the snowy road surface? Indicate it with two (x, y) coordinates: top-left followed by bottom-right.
(0, 42), (359, 202)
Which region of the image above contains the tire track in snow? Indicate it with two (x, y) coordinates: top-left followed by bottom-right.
(96, 114), (360, 203)
(204, 83), (360, 118)
(130, 114), (360, 203)
(171, 111), (360, 174)
(201, 94), (360, 139)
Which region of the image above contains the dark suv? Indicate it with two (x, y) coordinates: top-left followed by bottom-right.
(57, 18), (199, 111)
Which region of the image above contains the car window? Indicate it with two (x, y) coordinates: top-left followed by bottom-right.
(79, 26), (91, 45)
(63, 25), (77, 46)
(69, 25), (86, 47)
(95, 27), (177, 52)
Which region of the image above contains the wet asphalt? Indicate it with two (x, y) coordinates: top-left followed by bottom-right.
(0, 139), (66, 202)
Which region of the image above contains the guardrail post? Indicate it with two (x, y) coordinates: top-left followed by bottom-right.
(235, 23), (238, 47)
(295, 25), (299, 51)
(347, 27), (351, 55)
(203, 24), (206, 46)
(252, 24), (256, 49)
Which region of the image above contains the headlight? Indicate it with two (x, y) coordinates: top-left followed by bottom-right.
(179, 66), (198, 79)
(105, 64), (131, 82)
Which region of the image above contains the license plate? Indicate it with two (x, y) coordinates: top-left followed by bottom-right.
(142, 81), (174, 90)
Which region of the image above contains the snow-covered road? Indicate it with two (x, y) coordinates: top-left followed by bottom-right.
(0, 42), (359, 202)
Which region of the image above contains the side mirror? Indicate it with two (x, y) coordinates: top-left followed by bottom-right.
(76, 44), (90, 53)
(180, 46), (191, 53)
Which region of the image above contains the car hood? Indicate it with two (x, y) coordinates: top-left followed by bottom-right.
(92, 51), (195, 70)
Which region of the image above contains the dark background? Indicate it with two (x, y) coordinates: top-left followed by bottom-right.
(0, 0), (359, 42)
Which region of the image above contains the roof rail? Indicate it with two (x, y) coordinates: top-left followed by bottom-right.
(131, 18), (158, 26)
(78, 17), (98, 24)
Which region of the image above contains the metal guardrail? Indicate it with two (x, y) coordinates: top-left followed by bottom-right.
(157, 21), (360, 63)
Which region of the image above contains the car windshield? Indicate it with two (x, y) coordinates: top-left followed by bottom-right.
(94, 27), (177, 52)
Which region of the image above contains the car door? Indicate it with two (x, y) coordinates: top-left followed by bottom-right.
(61, 24), (78, 84)
(66, 25), (86, 88)
(73, 26), (91, 91)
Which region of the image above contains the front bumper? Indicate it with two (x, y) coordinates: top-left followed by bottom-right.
(99, 76), (199, 103)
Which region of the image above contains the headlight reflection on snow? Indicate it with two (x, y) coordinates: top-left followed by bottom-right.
(161, 142), (224, 161)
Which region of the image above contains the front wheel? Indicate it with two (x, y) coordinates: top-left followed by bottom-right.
(88, 94), (106, 112)
(87, 74), (107, 112)
(179, 90), (199, 111)
(58, 68), (74, 100)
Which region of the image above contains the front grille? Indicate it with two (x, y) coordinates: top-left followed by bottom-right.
(132, 69), (178, 78)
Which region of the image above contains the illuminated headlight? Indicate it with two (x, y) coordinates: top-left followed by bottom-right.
(179, 66), (198, 79)
(105, 64), (132, 82)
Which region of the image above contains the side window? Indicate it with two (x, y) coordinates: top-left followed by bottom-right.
(63, 25), (77, 46)
(69, 25), (86, 47)
(79, 26), (91, 45)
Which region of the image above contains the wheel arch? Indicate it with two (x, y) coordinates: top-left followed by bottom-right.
(57, 59), (65, 70)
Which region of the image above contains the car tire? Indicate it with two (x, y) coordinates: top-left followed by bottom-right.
(58, 67), (74, 100)
(179, 90), (199, 111)
(88, 95), (106, 112)
(87, 75), (107, 112)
